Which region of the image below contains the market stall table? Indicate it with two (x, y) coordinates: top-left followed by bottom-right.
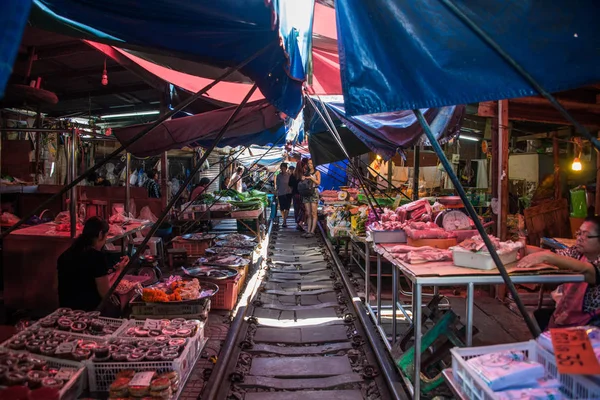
(373, 243), (585, 399)
(2, 221), (150, 314)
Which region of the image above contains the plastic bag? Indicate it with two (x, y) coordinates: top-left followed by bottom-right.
(105, 163), (117, 185)
(108, 224), (124, 236)
(139, 206), (158, 223)
(551, 285), (563, 304)
(129, 170), (138, 186)
(54, 211), (71, 224)
(129, 200), (137, 220)
(0, 212), (19, 226)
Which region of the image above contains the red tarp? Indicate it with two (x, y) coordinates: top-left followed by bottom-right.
(87, 3), (341, 102)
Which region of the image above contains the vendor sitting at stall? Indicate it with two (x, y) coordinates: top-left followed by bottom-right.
(189, 177), (211, 202)
(518, 216), (600, 330)
(57, 217), (129, 311)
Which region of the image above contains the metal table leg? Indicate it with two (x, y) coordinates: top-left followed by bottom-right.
(392, 265), (398, 345)
(413, 283), (422, 400)
(466, 282), (475, 346)
(377, 252), (382, 326)
(365, 244), (370, 305)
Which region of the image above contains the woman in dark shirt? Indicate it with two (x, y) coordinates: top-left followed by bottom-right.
(288, 165), (306, 231)
(57, 217), (129, 311)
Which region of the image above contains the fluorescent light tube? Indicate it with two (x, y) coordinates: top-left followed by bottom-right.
(100, 110), (159, 119)
(459, 135), (480, 142)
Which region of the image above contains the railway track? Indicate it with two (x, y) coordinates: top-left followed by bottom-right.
(203, 218), (407, 400)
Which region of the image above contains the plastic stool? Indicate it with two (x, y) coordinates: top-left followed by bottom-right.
(167, 248), (187, 271)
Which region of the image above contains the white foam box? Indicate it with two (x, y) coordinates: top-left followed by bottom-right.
(452, 247), (518, 270)
(369, 229), (407, 244)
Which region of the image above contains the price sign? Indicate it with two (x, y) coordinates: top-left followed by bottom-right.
(550, 328), (600, 375)
(143, 319), (162, 330)
(55, 367), (77, 381)
(129, 371), (155, 387)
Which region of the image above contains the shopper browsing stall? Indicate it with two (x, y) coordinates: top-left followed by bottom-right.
(57, 217), (129, 311)
(288, 165), (306, 231)
(518, 216), (600, 330)
(275, 163), (292, 227)
(189, 177), (211, 202)
(146, 169), (161, 198)
(299, 158), (321, 238)
(229, 167), (244, 192)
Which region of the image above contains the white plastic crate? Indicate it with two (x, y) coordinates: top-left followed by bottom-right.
(369, 229), (407, 244)
(84, 336), (204, 393)
(117, 319), (206, 360)
(451, 340), (600, 400)
(451, 247), (519, 271)
(28, 311), (128, 341)
(0, 351), (86, 400)
(129, 298), (210, 320)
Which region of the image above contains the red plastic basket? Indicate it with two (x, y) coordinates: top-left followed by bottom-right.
(172, 236), (214, 257)
(206, 270), (245, 310)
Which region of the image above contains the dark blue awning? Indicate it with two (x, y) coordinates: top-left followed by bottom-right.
(29, 0), (314, 117)
(0, 1), (31, 99)
(307, 97), (464, 165)
(335, 0), (600, 116)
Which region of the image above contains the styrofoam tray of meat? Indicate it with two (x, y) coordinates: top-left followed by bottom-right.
(369, 229), (407, 244)
(451, 247), (518, 270)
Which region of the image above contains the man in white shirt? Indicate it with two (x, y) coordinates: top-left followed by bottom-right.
(228, 167), (244, 193)
(274, 163), (292, 227)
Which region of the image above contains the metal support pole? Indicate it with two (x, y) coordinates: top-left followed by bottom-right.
(365, 244), (370, 305)
(125, 153), (131, 215)
(0, 44), (273, 240)
(440, 0), (600, 152)
(466, 282), (474, 346)
(97, 84), (259, 312)
(387, 157), (393, 194)
(392, 265), (398, 345)
(0, 128), (69, 133)
(413, 283), (422, 398)
(69, 132), (77, 238)
(377, 252), (382, 326)
(413, 109), (540, 338)
(412, 145), (420, 200)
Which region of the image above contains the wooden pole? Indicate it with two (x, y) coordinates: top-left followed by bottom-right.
(498, 100), (509, 241)
(160, 88), (169, 210)
(490, 107), (499, 237)
(553, 133), (561, 201)
(161, 151), (168, 210)
(596, 95), (600, 215)
(413, 145), (420, 200)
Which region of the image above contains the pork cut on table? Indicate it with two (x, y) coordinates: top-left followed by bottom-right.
(396, 249), (453, 264)
(389, 244), (436, 254)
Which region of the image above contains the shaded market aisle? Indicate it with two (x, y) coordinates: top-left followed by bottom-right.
(211, 216), (392, 399)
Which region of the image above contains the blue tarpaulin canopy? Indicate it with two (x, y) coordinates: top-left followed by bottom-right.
(24, 0), (314, 117)
(307, 97), (464, 165)
(0, 1), (31, 99)
(335, 0), (600, 116)
(238, 145), (286, 169)
(317, 161), (349, 191)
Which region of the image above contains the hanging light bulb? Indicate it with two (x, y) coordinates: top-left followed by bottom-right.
(376, 154), (382, 161)
(101, 59), (108, 86)
(572, 137), (583, 171)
